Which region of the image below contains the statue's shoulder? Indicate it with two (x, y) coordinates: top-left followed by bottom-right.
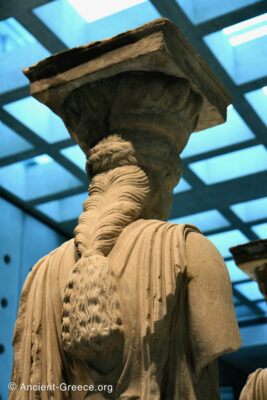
(22, 238), (77, 298)
(125, 219), (201, 236)
(240, 368), (267, 400)
(31, 238), (77, 272)
(185, 228), (226, 276)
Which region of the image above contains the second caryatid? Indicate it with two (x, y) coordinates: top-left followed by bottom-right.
(11, 19), (241, 399)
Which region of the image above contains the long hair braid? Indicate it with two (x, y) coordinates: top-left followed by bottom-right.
(60, 72), (200, 361)
(62, 135), (155, 360)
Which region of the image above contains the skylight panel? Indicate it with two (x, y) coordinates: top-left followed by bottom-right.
(245, 86), (267, 127)
(36, 192), (88, 222)
(189, 145), (267, 184)
(220, 387), (234, 400)
(234, 304), (257, 319)
(3, 97), (69, 143)
(60, 145), (86, 170)
(231, 197), (267, 222)
(0, 155), (83, 201)
(181, 106), (254, 158)
(169, 209), (230, 232)
(235, 281), (264, 301)
(34, 155), (52, 165)
(251, 223), (267, 239)
(34, 0), (160, 48)
(0, 122), (33, 158)
(0, 18), (50, 94)
(258, 301), (267, 314)
(223, 14), (267, 35)
(176, 0), (260, 25)
(0, 18), (35, 53)
(173, 178), (192, 194)
(207, 230), (248, 258)
(225, 259), (249, 283)
(223, 13), (267, 46)
(204, 14), (267, 84)
(227, 25), (267, 46)
(67, 0), (146, 23)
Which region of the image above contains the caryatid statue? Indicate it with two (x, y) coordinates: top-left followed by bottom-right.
(10, 19), (241, 399)
(230, 240), (267, 400)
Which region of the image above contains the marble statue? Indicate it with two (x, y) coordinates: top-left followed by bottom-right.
(239, 369), (267, 400)
(230, 240), (267, 400)
(230, 239), (267, 303)
(10, 19), (241, 399)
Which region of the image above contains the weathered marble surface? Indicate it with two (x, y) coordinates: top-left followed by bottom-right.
(10, 18), (240, 400)
(230, 241), (267, 400)
(239, 369), (267, 400)
(230, 240), (267, 303)
(23, 18), (231, 133)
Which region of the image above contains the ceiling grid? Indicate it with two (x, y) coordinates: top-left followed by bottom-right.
(0, 0), (266, 329)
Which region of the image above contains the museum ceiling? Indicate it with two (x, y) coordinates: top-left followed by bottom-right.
(0, 0), (267, 329)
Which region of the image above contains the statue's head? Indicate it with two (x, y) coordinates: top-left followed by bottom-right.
(61, 72), (202, 221)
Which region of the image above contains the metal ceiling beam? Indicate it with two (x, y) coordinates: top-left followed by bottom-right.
(0, 187), (70, 239)
(14, 8), (67, 54)
(0, 86), (30, 107)
(24, 0), (55, 10)
(218, 208), (259, 241)
(171, 171), (267, 218)
(182, 139), (260, 166)
(233, 287), (264, 315)
(0, 149), (39, 168)
(27, 185), (88, 206)
(196, 2), (267, 36)
(150, 0), (267, 148)
(239, 77), (267, 94)
(0, 109), (88, 183)
(0, 0), (53, 20)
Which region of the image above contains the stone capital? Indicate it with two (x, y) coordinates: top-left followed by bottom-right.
(23, 18), (231, 155)
(230, 239), (267, 302)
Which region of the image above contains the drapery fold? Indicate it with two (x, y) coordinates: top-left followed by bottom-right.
(10, 219), (241, 399)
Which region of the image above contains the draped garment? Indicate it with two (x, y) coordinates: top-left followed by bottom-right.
(239, 369), (267, 400)
(10, 219), (241, 399)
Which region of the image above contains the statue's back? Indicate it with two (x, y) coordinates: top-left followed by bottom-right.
(11, 219), (240, 399)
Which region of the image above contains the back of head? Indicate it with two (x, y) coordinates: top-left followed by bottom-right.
(61, 72), (202, 361)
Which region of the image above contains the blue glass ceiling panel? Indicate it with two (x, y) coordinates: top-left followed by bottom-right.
(258, 301), (267, 314)
(36, 192), (88, 222)
(67, 0), (146, 22)
(176, 0), (260, 25)
(207, 229), (248, 258)
(231, 197), (267, 222)
(234, 304), (258, 318)
(0, 155), (82, 201)
(181, 106), (254, 158)
(0, 17), (35, 53)
(34, 0), (160, 48)
(189, 145), (267, 184)
(0, 121), (33, 158)
(3, 97), (69, 143)
(245, 86), (267, 127)
(235, 281), (264, 301)
(169, 209), (230, 232)
(173, 177), (192, 194)
(60, 145), (86, 170)
(233, 295), (241, 305)
(204, 14), (267, 84)
(225, 259), (249, 283)
(251, 222), (267, 239)
(220, 386), (234, 400)
(0, 18), (50, 94)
